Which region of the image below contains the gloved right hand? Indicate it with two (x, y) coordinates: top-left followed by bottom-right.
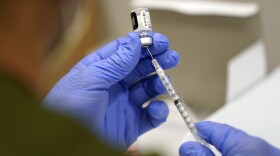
(179, 121), (280, 156)
(43, 32), (179, 149)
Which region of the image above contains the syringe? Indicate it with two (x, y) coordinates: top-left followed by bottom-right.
(130, 8), (211, 149)
(146, 47), (211, 148)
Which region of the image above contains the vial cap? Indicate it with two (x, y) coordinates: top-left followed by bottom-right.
(140, 37), (153, 47)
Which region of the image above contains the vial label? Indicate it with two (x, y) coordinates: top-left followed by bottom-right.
(141, 10), (152, 28)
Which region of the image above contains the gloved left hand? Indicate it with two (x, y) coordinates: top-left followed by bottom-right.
(43, 32), (180, 149)
(179, 121), (280, 156)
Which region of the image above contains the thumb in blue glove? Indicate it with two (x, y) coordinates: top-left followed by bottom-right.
(43, 32), (179, 149)
(179, 121), (280, 156)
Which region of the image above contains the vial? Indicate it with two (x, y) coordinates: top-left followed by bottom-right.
(131, 8), (153, 47)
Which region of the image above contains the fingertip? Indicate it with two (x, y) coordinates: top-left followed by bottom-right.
(179, 142), (193, 156)
(195, 121), (247, 154)
(196, 121), (234, 136)
(148, 33), (169, 55)
(171, 50), (180, 64)
(179, 142), (214, 156)
(196, 121), (216, 131)
(152, 33), (169, 46)
(148, 100), (169, 121)
(153, 34), (169, 50)
(195, 121), (215, 142)
(138, 100), (169, 135)
(155, 50), (180, 69)
(166, 50), (180, 67)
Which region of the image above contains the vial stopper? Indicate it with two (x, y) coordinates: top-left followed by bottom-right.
(140, 37), (153, 47)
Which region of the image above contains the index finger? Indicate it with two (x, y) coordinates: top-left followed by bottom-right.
(196, 121), (249, 154)
(81, 32), (140, 66)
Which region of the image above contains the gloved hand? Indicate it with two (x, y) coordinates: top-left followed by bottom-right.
(43, 32), (179, 149)
(179, 121), (280, 156)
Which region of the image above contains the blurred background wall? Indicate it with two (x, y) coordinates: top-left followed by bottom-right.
(44, 0), (280, 116)
(256, 0), (280, 72)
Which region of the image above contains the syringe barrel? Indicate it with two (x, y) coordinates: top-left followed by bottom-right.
(152, 59), (210, 148)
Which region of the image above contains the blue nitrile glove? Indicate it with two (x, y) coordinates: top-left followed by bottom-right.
(179, 121), (280, 156)
(43, 32), (179, 149)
